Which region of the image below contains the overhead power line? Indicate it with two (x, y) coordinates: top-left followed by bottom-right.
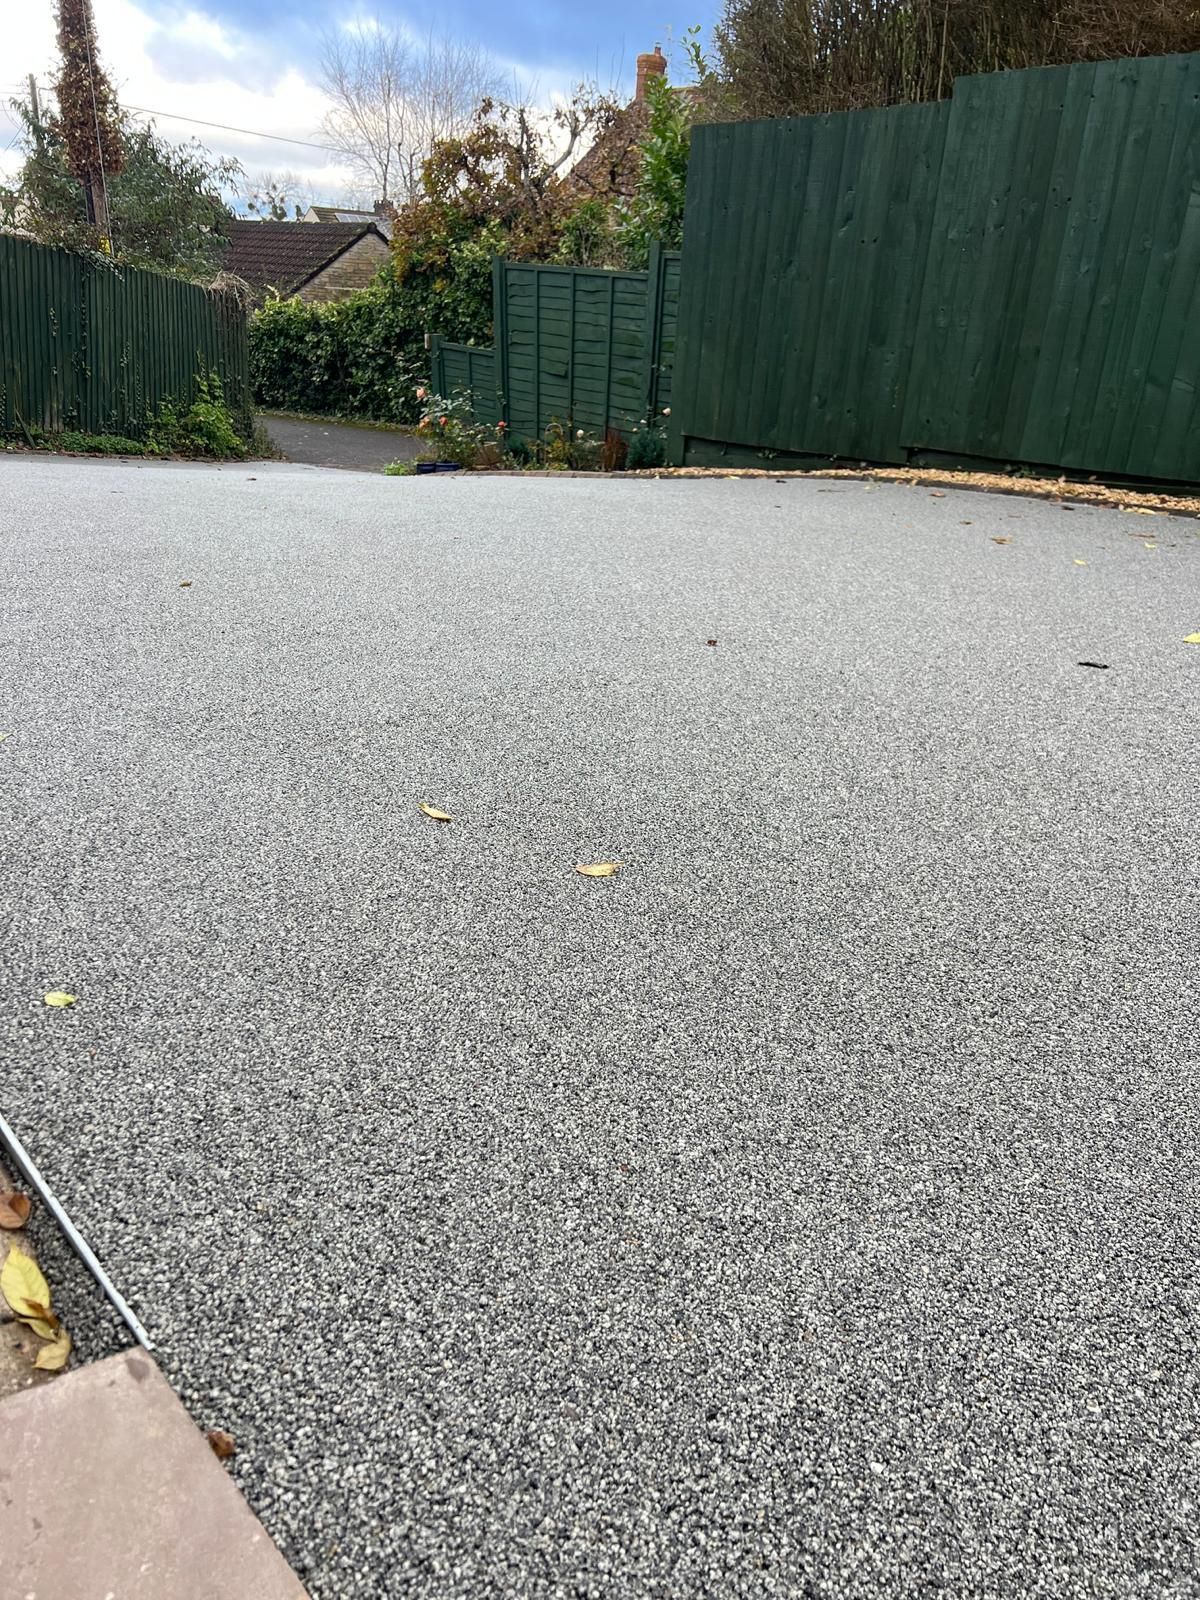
(122, 103), (340, 154)
(3, 82), (345, 162)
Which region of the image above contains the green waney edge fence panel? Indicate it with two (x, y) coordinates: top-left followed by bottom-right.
(502, 260), (650, 440)
(669, 50), (1200, 485)
(0, 234), (250, 441)
(431, 337), (499, 426)
(430, 251), (682, 444)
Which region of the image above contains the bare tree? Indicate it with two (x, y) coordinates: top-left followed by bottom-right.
(319, 24), (500, 205)
(242, 169), (318, 220)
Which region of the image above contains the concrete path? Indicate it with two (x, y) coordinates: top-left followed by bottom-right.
(0, 459), (1197, 1600)
(1, 1350), (306, 1598)
(260, 412), (421, 471)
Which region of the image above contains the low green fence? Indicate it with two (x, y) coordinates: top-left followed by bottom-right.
(428, 339), (499, 426)
(0, 234), (250, 440)
(431, 247), (681, 442)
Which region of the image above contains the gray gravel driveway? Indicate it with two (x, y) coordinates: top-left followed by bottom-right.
(2, 459), (1198, 1599)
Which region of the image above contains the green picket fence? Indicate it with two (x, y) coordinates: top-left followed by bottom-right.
(670, 50), (1200, 484)
(0, 234), (250, 440)
(431, 247), (681, 442)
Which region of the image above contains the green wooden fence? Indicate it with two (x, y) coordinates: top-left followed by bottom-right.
(670, 50), (1200, 484)
(0, 234), (250, 440)
(431, 248), (681, 441)
(428, 339), (498, 426)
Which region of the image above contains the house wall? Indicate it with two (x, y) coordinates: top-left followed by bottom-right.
(298, 234), (390, 303)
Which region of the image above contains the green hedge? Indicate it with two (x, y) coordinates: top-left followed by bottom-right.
(249, 253), (493, 426)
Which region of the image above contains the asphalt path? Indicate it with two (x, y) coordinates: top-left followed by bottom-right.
(262, 413), (422, 471)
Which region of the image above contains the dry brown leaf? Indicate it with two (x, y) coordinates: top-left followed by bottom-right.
(179, 580), (193, 587)
(705, 639), (717, 646)
(1, 1247), (53, 1332)
(418, 803), (452, 822)
(33, 1327), (71, 1371)
(19, 1296), (59, 1338)
(207, 1429), (236, 1460)
(0, 1193), (32, 1230)
(576, 863), (622, 878)
(991, 537), (1011, 545)
(43, 991), (76, 1008)
(930, 491), (946, 498)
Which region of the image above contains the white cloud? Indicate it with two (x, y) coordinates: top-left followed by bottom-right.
(0, 0), (361, 202)
(0, 0), (612, 205)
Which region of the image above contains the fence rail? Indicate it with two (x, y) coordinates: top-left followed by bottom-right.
(0, 234), (250, 440)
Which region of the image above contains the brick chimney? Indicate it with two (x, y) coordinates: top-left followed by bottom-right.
(635, 43), (667, 101)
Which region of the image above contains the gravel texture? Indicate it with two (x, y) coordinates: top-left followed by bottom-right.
(1, 457), (1198, 1599)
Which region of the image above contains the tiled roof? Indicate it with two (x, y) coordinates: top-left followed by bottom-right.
(305, 206), (393, 239)
(221, 220), (387, 298)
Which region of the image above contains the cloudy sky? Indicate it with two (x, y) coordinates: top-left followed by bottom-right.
(1, 0), (712, 207)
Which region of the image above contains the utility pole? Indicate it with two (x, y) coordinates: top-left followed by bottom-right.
(27, 74), (45, 153)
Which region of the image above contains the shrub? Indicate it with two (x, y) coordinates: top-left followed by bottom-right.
(626, 414), (667, 469)
(249, 260), (488, 427)
(412, 388), (500, 468)
(149, 371), (245, 458)
(56, 431), (146, 455)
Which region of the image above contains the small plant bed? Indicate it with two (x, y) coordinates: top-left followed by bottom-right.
(384, 388), (673, 477)
(2, 372), (251, 463)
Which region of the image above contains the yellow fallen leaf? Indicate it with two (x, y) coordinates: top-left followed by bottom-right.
(43, 991), (76, 1008)
(576, 863), (622, 877)
(33, 1327), (71, 1371)
(1184, 633), (1200, 645)
(1074, 559), (1087, 566)
(0, 733), (8, 742)
(1144, 542), (1157, 550)
(418, 803), (452, 822)
(1, 1247), (53, 1329)
(1125, 507), (1157, 515)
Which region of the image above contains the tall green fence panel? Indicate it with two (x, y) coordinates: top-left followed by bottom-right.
(669, 50), (1200, 484)
(904, 52), (1200, 481)
(431, 338), (499, 425)
(671, 103), (950, 466)
(0, 234), (250, 439)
